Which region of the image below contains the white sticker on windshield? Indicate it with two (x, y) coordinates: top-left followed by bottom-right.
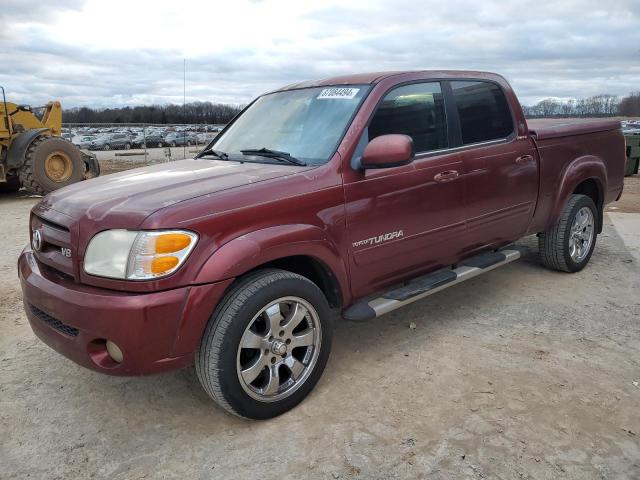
(317, 87), (360, 99)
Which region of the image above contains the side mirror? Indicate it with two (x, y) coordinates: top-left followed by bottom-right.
(360, 134), (414, 169)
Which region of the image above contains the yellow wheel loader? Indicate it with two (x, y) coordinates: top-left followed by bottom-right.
(0, 87), (100, 195)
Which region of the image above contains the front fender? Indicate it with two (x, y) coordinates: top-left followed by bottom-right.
(193, 224), (350, 303)
(7, 128), (49, 169)
(551, 155), (606, 229)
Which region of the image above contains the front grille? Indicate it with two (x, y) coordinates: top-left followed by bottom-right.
(34, 215), (69, 232)
(30, 214), (75, 278)
(29, 304), (79, 337)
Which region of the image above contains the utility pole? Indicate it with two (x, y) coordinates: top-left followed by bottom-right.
(183, 58), (186, 159)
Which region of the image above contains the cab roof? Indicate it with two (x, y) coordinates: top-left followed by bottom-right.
(273, 70), (505, 92)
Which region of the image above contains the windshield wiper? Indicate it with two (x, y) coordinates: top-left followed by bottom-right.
(240, 148), (306, 166)
(197, 148), (229, 160)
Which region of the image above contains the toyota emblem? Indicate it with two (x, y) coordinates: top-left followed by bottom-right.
(32, 230), (43, 251)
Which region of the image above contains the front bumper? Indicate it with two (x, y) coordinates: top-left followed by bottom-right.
(18, 247), (233, 376)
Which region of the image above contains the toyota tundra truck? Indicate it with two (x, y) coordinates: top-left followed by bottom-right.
(18, 71), (625, 419)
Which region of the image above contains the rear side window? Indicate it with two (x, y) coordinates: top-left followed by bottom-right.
(368, 82), (448, 153)
(450, 81), (514, 144)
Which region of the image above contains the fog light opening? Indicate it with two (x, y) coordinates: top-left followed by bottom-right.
(106, 340), (123, 363)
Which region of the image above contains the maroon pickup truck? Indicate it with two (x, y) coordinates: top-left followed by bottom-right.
(19, 71), (625, 419)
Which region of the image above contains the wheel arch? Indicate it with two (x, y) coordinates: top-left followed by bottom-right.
(572, 177), (603, 233)
(550, 155), (606, 233)
(194, 224), (350, 308)
(6, 128), (49, 170)
(249, 255), (343, 308)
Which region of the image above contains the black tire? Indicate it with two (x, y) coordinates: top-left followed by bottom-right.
(170, 142), (176, 147)
(18, 136), (85, 196)
(539, 194), (598, 273)
(124, 143), (131, 150)
(196, 269), (333, 420)
(0, 175), (21, 193)
(157, 142), (163, 148)
(103, 144), (110, 151)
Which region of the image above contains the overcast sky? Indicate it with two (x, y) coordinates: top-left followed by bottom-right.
(1, 0), (638, 108)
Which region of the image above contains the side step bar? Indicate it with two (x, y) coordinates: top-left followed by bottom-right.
(343, 248), (522, 322)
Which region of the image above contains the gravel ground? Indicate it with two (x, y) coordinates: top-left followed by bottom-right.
(91, 146), (204, 175)
(1, 181), (639, 479)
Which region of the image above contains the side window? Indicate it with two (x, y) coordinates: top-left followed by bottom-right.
(450, 81), (514, 144)
(368, 82), (448, 153)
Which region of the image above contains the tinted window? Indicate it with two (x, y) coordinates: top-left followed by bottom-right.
(368, 82), (447, 153)
(451, 81), (514, 144)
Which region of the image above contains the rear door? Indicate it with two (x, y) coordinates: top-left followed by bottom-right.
(343, 81), (467, 298)
(449, 80), (538, 253)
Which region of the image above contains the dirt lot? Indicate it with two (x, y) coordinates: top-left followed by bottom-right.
(92, 145), (204, 175)
(1, 177), (639, 479)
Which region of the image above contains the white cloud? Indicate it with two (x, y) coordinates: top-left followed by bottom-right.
(1, 0), (638, 108)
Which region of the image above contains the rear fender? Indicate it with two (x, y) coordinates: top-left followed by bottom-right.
(550, 155), (606, 232)
(80, 150), (101, 179)
(194, 224), (350, 304)
(6, 128), (49, 169)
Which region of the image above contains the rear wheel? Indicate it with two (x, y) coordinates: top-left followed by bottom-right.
(19, 136), (85, 195)
(196, 269), (332, 419)
(539, 194), (598, 272)
(124, 143), (131, 150)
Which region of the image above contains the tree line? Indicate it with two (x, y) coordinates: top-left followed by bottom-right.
(63, 91), (640, 124)
(63, 101), (244, 124)
(523, 92), (640, 118)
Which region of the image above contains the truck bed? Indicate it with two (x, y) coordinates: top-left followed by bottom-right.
(527, 118), (621, 140)
(525, 117), (626, 234)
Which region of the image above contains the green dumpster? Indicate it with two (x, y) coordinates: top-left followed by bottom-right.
(625, 134), (640, 176)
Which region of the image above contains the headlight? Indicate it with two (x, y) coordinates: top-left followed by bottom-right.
(84, 229), (198, 280)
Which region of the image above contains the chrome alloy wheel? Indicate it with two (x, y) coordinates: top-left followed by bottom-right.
(236, 296), (322, 402)
(569, 206), (594, 263)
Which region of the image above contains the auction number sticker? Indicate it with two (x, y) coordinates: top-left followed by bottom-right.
(317, 87), (360, 99)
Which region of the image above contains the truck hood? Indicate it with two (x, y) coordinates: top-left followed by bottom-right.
(36, 159), (311, 228)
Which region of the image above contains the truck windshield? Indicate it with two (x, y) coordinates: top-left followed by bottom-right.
(211, 85), (370, 165)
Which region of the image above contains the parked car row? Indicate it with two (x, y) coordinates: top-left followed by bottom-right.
(622, 120), (640, 135)
(69, 128), (220, 151)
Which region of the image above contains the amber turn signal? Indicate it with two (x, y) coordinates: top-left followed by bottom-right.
(151, 256), (180, 274)
(155, 233), (192, 254)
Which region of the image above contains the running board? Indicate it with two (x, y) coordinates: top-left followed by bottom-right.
(343, 248), (522, 322)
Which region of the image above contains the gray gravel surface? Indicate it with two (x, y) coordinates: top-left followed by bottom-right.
(1, 192), (639, 479)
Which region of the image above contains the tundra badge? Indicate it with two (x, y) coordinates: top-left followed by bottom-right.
(353, 230), (403, 248)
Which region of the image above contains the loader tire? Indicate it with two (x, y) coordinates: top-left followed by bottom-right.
(19, 136), (85, 195)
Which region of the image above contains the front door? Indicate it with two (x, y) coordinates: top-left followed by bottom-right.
(343, 81), (467, 298)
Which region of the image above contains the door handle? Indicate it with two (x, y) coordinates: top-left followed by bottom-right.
(434, 170), (459, 183)
(515, 155), (534, 165)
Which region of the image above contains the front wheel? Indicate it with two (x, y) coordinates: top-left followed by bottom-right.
(196, 269), (332, 419)
(539, 194), (598, 272)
